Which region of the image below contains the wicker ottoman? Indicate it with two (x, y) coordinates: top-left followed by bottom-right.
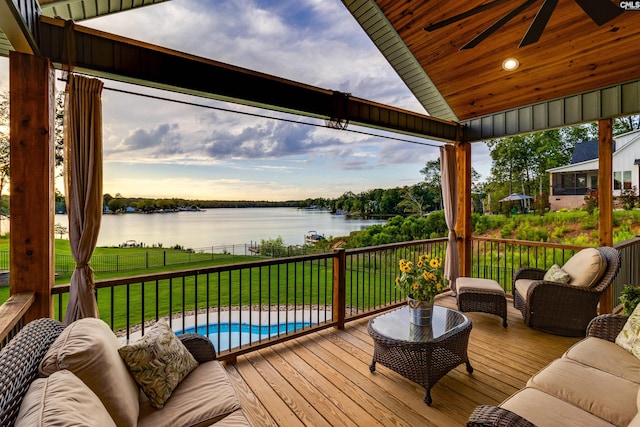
(456, 277), (507, 328)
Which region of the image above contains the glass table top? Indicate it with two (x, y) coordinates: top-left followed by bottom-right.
(369, 305), (469, 343)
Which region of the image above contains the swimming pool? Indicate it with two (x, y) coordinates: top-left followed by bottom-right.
(179, 322), (311, 352)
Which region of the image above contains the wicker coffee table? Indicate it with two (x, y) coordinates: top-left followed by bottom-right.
(367, 305), (473, 405)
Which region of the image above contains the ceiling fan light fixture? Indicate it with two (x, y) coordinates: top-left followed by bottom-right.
(502, 58), (519, 71)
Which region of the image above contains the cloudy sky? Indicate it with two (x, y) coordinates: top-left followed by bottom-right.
(0, 0), (491, 201)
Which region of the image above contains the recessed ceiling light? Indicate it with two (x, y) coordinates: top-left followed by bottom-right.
(502, 58), (519, 71)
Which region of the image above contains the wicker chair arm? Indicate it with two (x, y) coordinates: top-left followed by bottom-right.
(179, 333), (217, 363)
(467, 405), (537, 427)
(586, 314), (628, 341)
(513, 267), (546, 281)
(528, 280), (600, 296)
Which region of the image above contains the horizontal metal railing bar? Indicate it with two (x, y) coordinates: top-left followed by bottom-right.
(51, 252), (336, 294)
(343, 238), (448, 255)
(472, 236), (587, 251)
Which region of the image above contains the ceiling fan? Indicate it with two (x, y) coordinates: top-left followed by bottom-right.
(424, 0), (624, 49)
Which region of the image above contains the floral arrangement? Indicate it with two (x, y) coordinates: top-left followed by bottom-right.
(396, 254), (445, 302)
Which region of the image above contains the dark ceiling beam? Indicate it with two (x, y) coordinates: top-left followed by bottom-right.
(38, 17), (463, 143)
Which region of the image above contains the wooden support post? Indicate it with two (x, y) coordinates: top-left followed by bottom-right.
(9, 52), (56, 322)
(598, 118), (614, 313)
(456, 141), (472, 278)
(333, 248), (346, 329)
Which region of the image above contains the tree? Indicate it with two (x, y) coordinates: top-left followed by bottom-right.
(421, 158), (482, 212)
(0, 92), (11, 234)
(54, 90), (65, 168)
(486, 129), (573, 202)
(108, 197), (127, 213)
(614, 115), (640, 134)
(420, 159), (443, 210)
(54, 223), (68, 239)
(398, 186), (425, 216)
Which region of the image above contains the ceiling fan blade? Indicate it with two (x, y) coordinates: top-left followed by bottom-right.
(520, 0), (558, 47)
(424, 0), (509, 32)
(462, 0), (537, 50)
(574, 0), (623, 26)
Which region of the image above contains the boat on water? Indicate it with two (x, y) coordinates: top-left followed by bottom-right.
(305, 231), (325, 244)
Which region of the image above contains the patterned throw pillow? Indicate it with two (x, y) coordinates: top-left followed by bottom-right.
(118, 321), (198, 409)
(543, 264), (571, 284)
(616, 303), (640, 359)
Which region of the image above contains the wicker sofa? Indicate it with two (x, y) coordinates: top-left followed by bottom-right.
(467, 314), (640, 427)
(0, 317), (250, 427)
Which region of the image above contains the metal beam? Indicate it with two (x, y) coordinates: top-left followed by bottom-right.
(38, 17), (462, 143)
(0, 0), (41, 54)
(463, 80), (640, 142)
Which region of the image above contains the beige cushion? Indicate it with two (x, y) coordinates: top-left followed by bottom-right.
(211, 409), (251, 426)
(500, 387), (615, 427)
(456, 277), (504, 295)
(565, 336), (640, 383)
(119, 321), (198, 409)
(561, 248), (607, 287)
(514, 278), (536, 301)
(543, 264), (570, 284)
(39, 317), (139, 427)
(616, 303), (640, 359)
(527, 358), (639, 426)
(138, 361), (243, 427)
(15, 370), (117, 427)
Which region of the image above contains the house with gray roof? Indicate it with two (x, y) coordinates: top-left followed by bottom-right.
(547, 129), (640, 211)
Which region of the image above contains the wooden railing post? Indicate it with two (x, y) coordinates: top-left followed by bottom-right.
(9, 52), (56, 322)
(598, 118), (614, 313)
(456, 141), (472, 277)
(333, 248), (346, 329)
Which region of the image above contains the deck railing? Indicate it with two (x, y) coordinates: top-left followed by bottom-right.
(48, 239), (447, 361)
(2, 237), (638, 357)
(612, 236), (640, 309)
(471, 237), (585, 293)
(0, 293), (35, 351)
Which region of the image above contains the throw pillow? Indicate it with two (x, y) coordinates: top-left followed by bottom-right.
(39, 317), (139, 427)
(561, 247), (607, 287)
(118, 321), (199, 409)
(15, 370), (117, 427)
(543, 264), (571, 284)
(616, 303), (640, 358)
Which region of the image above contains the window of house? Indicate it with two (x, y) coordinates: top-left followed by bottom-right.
(562, 174), (575, 188)
(577, 174), (587, 188)
(624, 171), (632, 189)
(614, 171), (622, 190)
(590, 176), (598, 189)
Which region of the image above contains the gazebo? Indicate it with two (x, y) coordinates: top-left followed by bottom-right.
(2, 0), (640, 320)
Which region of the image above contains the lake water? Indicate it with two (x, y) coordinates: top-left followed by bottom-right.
(54, 208), (387, 249)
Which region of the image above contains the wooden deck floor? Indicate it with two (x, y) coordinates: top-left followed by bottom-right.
(225, 295), (581, 426)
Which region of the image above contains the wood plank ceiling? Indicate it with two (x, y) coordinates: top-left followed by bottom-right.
(356, 0), (640, 122)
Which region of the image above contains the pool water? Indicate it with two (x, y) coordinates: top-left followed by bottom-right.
(179, 322), (311, 352)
